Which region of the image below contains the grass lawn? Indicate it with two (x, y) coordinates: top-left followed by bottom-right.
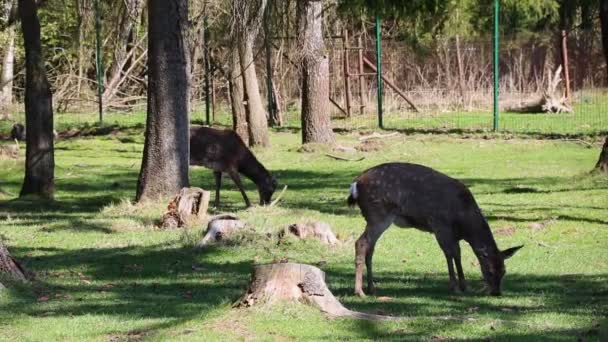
(0, 125), (607, 341)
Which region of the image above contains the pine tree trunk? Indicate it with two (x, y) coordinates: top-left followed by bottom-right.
(229, 51), (249, 144)
(595, 137), (608, 173)
(601, 0), (608, 84)
(136, 0), (190, 201)
(18, 0), (55, 198)
(297, 0), (334, 144)
(239, 36), (269, 147)
(0, 26), (15, 117)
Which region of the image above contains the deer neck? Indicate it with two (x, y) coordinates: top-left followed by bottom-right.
(238, 153), (269, 186)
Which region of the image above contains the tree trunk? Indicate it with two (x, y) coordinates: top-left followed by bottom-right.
(601, 0), (608, 84)
(0, 26), (15, 118)
(595, 137), (608, 173)
(136, 0), (190, 202)
(239, 36), (269, 147)
(232, 0), (269, 147)
(237, 263), (395, 320)
(18, 0), (55, 198)
(76, 0), (92, 98)
(297, 0), (334, 144)
(228, 51), (249, 144)
(0, 241), (27, 282)
(103, 0), (144, 103)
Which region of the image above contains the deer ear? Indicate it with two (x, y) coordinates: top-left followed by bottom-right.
(501, 245), (523, 260)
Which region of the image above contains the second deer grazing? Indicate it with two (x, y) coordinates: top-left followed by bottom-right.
(190, 126), (277, 208)
(348, 162), (522, 297)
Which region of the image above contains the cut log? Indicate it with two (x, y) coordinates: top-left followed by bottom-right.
(594, 137), (608, 173)
(197, 214), (246, 247)
(236, 262), (397, 320)
(0, 241), (27, 282)
(282, 222), (338, 245)
(161, 187), (210, 229)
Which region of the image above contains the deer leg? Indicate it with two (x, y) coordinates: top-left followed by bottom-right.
(355, 216), (393, 297)
(434, 230), (459, 293)
(213, 171), (222, 208)
(453, 243), (466, 292)
(227, 170), (251, 207)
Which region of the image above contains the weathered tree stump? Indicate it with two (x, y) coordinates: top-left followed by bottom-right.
(594, 137), (608, 173)
(197, 214), (246, 247)
(236, 263), (396, 320)
(0, 142), (19, 159)
(161, 187), (210, 229)
(0, 241), (27, 283)
(283, 221), (338, 245)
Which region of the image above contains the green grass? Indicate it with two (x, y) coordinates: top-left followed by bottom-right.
(1, 125), (607, 341)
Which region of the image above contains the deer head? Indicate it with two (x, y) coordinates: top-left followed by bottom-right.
(258, 175), (278, 205)
(477, 245), (523, 296)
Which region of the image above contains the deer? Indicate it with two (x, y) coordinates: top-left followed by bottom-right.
(190, 126), (277, 208)
(347, 162), (523, 297)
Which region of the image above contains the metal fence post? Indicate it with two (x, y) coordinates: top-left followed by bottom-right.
(493, 0), (499, 131)
(375, 16), (383, 129)
(95, 0), (104, 124)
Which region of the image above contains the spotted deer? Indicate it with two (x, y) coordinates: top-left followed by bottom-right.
(348, 162), (522, 297)
(190, 126), (277, 208)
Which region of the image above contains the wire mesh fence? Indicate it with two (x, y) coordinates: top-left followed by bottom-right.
(5, 27), (605, 137)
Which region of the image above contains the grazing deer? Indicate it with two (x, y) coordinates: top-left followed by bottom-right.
(190, 126), (277, 208)
(348, 162), (522, 297)
(10, 123), (26, 141)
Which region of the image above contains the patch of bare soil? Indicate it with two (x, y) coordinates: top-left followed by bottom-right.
(356, 139), (384, 152)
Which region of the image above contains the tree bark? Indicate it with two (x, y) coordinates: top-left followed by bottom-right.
(595, 137), (608, 173)
(136, 0), (190, 201)
(239, 34), (269, 147)
(103, 0), (144, 103)
(233, 0), (269, 147)
(297, 0), (334, 144)
(18, 0), (54, 198)
(228, 51), (249, 144)
(601, 0), (608, 84)
(237, 263), (395, 320)
(0, 241), (27, 282)
(0, 26), (15, 117)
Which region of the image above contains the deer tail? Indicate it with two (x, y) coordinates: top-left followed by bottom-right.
(347, 182), (358, 207)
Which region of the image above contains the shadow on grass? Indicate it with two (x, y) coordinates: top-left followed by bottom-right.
(2, 240), (606, 340)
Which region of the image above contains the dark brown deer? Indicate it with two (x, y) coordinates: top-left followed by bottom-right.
(190, 126), (277, 207)
(348, 162), (522, 297)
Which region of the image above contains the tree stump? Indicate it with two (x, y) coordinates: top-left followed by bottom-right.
(197, 214), (246, 247)
(161, 187), (210, 229)
(0, 241), (27, 282)
(236, 263), (396, 320)
(594, 137), (608, 173)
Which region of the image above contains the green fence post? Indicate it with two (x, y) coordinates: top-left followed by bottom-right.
(375, 16), (383, 129)
(95, 0), (104, 125)
(493, 0), (499, 131)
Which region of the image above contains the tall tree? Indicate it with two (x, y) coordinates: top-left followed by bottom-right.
(0, 0), (16, 118)
(232, 0), (269, 147)
(601, 0), (608, 83)
(136, 0), (190, 201)
(18, 0), (55, 198)
(228, 51), (249, 144)
(297, 0), (334, 144)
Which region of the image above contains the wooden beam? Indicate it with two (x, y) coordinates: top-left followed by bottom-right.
(362, 56), (420, 113)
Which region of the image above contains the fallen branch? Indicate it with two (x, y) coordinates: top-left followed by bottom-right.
(358, 132), (399, 141)
(325, 153), (365, 162)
